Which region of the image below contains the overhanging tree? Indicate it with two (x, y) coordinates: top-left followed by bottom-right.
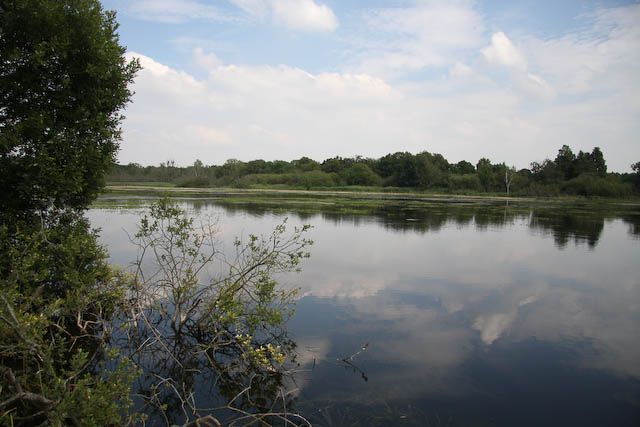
(0, 0), (140, 216)
(1, 1), (140, 424)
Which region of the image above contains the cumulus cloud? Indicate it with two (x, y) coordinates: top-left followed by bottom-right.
(482, 32), (527, 70)
(121, 51), (403, 165)
(481, 31), (555, 100)
(230, 0), (338, 32)
(117, 2), (640, 171)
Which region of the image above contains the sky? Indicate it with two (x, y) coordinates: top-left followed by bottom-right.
(101, 0), (640, 171)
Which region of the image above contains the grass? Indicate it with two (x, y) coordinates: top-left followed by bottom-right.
(104, 183), (640, 206)
(106, 181), (177, 187)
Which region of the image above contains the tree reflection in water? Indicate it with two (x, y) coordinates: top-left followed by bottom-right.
(188, 196), (640, 248)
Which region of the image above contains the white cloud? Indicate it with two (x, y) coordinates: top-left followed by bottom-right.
(192, 47), (223, 70)
(522, 4), (640, 96)
(128, 0), (231, 23)
(450, 62), (475, 78)
(230, 0), (338, 32)
(347, 1), (485, 78)
(118, 2), (640, 172)
(473, 312), (515, 345)
(481, 31), (555, 101)
(482, 31), (527, 71)
(121, 51), (403, 165)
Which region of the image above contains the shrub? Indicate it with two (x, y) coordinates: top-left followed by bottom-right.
(562, 174), (632, 197)
(175, 176), (212, 188)
(340, 163), (382, 186)
(447, 174), (482, 192)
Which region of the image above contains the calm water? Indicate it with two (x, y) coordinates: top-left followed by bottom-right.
(89, 196), (640, 426)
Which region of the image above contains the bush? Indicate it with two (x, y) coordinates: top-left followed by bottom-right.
(234, 171), (340, 189)
(562, 174), (632, 197)
(340, 163), (382, 186)
(0, 215), (137, 426)
(175, 176), (212, 188)
(447, 174), (482, 192)
(122, 199), (313, 423)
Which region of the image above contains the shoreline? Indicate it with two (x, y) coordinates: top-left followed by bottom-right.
(104, 184), (640, 207)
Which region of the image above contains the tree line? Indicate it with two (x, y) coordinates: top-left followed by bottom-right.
(109, 147), (640, 197)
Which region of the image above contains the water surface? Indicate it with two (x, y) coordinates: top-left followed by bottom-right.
(89, 196), (640, 426)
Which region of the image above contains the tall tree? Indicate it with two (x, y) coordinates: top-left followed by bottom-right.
(477, 158), (493, 191)
(554, 145), (576, 180)
(590, 147), (607, 177)
(0, 0), (140, 217)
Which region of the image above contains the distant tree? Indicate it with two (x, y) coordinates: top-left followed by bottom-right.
(376, 152), (418, 187)
(292, 156), (320, 172)
(268, 160), (294, 174)
(574, 150), (594, 176)
(504, 166), (516, 195)
(321, 156), (353, 174)
(217, 159), (246, 179)
(245, 159), (268, 174)
(591, 147), (607, 177)
(0, 0), (140, 216)
(193, 159), (204, 176)
(632, 161), (640, 191)
(452, 160), (476, 175)
(531, 159), (560, 183)
(554, 145), (577, 180)
(564, 147), (607, 179)
(340, 163), (381, 186)
(476, 158), (493, 191)
(415, 152), (447, 189)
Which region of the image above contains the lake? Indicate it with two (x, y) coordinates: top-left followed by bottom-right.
(89, 194), (640, 426)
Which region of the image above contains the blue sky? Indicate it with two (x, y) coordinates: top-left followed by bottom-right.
(101, 0), (640, 171)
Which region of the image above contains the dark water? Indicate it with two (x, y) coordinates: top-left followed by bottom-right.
(89, 196), (640, 426)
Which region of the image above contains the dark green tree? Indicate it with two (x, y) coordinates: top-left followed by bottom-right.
(321, 156), (353, 173)
(1, 2), (141, 424)
(554, 145), (577, 180)
(376, 152), (418, 187)
(415, 151), (448, 189)
(245, 159), (268, 174)
(292, 156), (320, 172)
(452, 160), (476, 175)
(340, 162), (381, 186)
(531, 159), (560, 183)
(476, 158), (494, 191)
(590, 147), (607, 177)
(0, 0), (140, 217)
(631, 161), (640, 191)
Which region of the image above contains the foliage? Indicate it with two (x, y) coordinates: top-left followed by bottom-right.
(562, 174), (631, 197)
(631, 162), (640, 191)
(106, 146), (636, 198)
(0, 0), (140, 216)
(121, 199), (313, 424)
(476, 158), (495, 191)
(447, 174), (482, 192)
(340, 163), (381, 186)
(0, 217), (137, 426)
(0, 1), (142, 425)
(236, 170), (339, 189)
